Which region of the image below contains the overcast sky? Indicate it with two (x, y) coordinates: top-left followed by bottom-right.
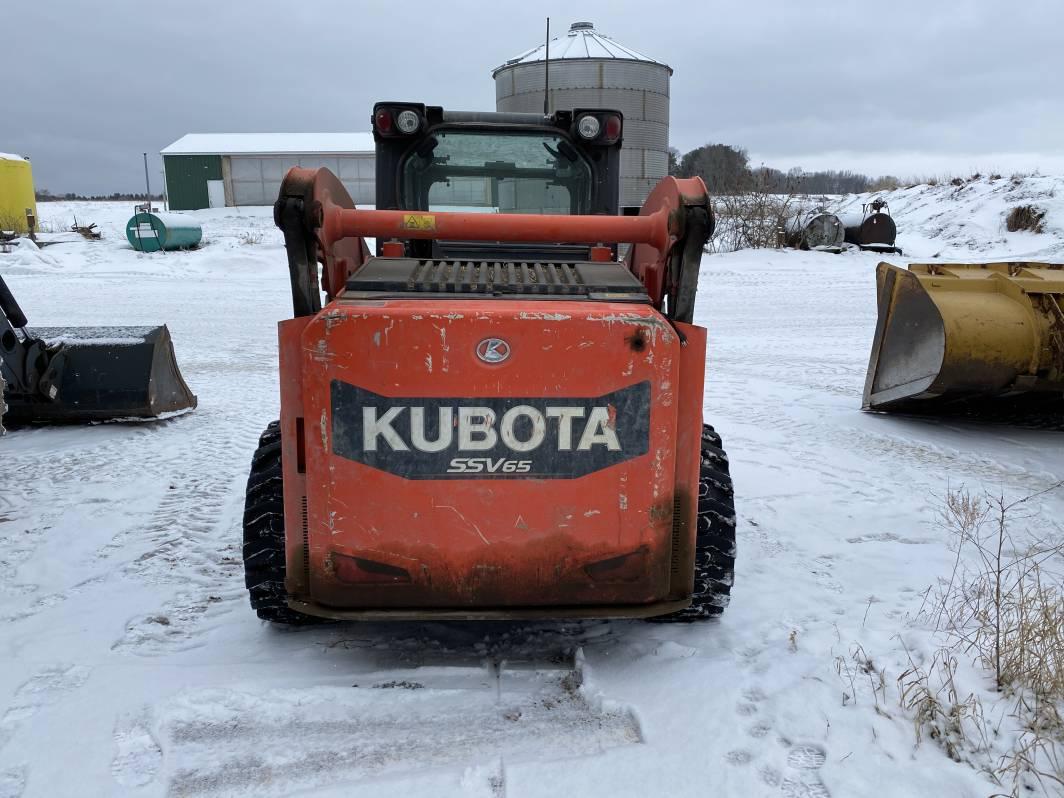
(3, 0), (1061, 194)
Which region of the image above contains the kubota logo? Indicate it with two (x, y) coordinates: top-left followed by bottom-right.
(330, 381), (651, 479)
(476, 338), (511, 363)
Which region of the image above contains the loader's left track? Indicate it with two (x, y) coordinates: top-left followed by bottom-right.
(242, 421), (321, 625)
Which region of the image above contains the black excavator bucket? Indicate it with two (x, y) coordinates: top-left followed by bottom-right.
(3, 326), (197, 424)
(0, 274), (196, 426)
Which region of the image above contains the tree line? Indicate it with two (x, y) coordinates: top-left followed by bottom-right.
(36, 189), (165, 202)
(668, 144), (899, 195)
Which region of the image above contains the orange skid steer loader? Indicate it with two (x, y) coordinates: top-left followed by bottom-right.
(243, 103), (735, 623)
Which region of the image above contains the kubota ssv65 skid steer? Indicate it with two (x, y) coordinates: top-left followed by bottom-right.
(243, 102), (735, 623)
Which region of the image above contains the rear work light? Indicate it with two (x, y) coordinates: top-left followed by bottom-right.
(396, 109), (421, 134)
(577, 115), (601, 140)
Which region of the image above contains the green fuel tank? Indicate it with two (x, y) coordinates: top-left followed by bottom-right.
(125, 211), (202, 252)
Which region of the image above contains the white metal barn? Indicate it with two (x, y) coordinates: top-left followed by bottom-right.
(160, 133), (376, 210)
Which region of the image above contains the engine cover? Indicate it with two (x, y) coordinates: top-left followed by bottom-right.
(280, 297), (699, 611)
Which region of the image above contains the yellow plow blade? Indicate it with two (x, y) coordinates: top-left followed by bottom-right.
(863, 262), (1064, 413)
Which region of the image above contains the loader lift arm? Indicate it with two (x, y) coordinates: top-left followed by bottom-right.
(273, 166), (713, 321)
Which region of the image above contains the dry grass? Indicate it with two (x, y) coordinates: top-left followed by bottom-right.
(0, 212), (34, 233)
(1005, 205), (1047, 233)
(835, 643), (887, 709)
(898, 646), (990, 766)
(917, 484), (1064, 796)
(0, 214), (63, 235)
(238, 231), (263, 246)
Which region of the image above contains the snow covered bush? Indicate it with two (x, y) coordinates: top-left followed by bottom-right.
(1005, 205), (1047, 233)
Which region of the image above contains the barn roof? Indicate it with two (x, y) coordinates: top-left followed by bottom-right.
(161, 133), (375, 156)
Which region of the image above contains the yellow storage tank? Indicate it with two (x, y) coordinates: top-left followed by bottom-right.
(0, 152), (38, 233)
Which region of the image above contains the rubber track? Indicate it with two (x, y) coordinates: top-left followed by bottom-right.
(242, 422), (737, 624)
(652, 423), (737, 622)
(242, 421), (320, 625)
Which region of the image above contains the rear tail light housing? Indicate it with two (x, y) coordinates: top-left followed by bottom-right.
(603, 113), (622, 144)
(373, 104), (425, 137)
(572, 111), (623, 145)
(374, 108), (394, 135)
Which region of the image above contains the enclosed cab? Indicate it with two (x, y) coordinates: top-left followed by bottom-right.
(243, 103), (735, 623)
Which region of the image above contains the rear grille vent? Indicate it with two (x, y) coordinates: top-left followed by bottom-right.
(301, 495), (310, 579)
(408, 260), (584, 294)
(670, 497), (683, 577)
(345, 258), (648, 298)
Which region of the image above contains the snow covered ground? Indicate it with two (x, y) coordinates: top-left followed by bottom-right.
(0, 192), (1062, 798)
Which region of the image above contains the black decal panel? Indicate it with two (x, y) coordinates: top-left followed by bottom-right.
(330, 381), (651, 479)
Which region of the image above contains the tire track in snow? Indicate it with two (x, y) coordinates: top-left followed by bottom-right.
(157, 656), (639, 797)
(0, 423), (185, 624)
(0, 766), (26, 798)
(723, 394), (1062, 494)
(113, 409), (263, 656)
(0, 664), (92, 766)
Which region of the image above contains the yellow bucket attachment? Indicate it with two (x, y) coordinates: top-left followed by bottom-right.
(863, 262), (1064, 413)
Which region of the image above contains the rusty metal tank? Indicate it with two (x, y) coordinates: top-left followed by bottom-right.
(785, 210), (845, 250)
(840, 199), (899, 252)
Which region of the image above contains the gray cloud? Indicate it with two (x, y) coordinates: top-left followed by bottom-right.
(2, 0), (1060, 193)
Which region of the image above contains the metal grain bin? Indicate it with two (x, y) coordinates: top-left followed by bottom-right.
(125, 211), (202, 252)
(493, 21), (671, 212)
(0, 153), (37, 233)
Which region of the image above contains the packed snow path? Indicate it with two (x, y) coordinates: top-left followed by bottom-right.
(1, 201), (1061, 797)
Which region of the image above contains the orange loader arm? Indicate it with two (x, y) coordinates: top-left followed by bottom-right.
(274, 167), (713, 323)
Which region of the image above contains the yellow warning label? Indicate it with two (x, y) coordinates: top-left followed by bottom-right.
(400, 213), (436, 231)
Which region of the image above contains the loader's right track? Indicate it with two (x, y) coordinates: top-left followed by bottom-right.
(242, 421), (320, 625)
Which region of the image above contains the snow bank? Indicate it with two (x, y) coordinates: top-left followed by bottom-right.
(834, 173), (1064, 260)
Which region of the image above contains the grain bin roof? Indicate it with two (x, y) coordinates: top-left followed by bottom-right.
(492, 21), (671, 76)
(161, 133), (375, 156)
